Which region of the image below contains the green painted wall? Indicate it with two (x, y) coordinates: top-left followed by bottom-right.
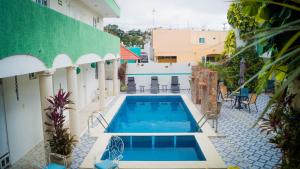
(104, 0), (121, 17)
(0, 0), (120, 68)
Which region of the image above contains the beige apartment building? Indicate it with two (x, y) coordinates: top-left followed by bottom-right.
(152, 29), (227, 63)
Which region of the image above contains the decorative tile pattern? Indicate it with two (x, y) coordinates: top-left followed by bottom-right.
(209, 94), (281, 168)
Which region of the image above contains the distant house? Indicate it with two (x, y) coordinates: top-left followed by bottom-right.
(120, 46), (140, 63)
(152, 28), (228, 63)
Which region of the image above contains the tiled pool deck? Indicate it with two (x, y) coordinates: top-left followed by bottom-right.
(11, 90), (281, 169)
(209, 94), (281, 169)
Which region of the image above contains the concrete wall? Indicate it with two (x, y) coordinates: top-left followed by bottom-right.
(126, 62), (194, 90)
(1, 63), (101, 164)
(152, 29), (227, 63)
(2, 75), (43, 164)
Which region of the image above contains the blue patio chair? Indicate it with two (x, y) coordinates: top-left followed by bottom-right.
(95, 136), (124, 169)
(32, 143), (67, 169)
(240, 88), (249, 98)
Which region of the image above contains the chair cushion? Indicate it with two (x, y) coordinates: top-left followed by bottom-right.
(44, 163), (66, 169)
(95, 160), (117, 169)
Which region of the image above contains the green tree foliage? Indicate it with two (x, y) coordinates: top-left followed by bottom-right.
(223, 30), (237, 56)
(104, 24), (149, 48)
(223, 47), (264, 91)
(227, 2), (258, 40)
(230, 1), (300, 168)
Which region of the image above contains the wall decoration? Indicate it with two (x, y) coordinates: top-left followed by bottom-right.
(76, 67), (81, 74)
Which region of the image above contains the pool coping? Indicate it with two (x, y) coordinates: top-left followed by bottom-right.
(80, 94), (226, 169)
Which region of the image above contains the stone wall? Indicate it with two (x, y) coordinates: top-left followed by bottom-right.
(191, 66), (218, 114)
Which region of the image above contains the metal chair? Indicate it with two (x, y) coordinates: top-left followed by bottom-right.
(95, 136), (124, 169)
(220, 85), (234, 105)
(242, 93), (258, 113)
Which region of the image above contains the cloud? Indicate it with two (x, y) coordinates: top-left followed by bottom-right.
(104, 0), (230, 31)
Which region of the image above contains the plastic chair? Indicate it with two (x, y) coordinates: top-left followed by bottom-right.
(95, 136), (124, 169)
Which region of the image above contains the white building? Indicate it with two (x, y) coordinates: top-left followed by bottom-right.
(0, 0), (120, 167)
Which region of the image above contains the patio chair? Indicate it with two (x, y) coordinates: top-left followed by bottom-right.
(150, 76), (159, 94)
(171, 76), (180, 93)
(127, 77), (136, 94)
(240, 87), (249, 100)
(242, 93), (258, 113)
(95, 136), (124, 169)
(220, 85), (234, 105)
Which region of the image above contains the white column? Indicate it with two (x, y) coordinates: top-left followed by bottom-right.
(39, 70), (54, 158)
(98, 61), (106, 110)
(66, 66), (80, 140)
(113, 59), (119, 96)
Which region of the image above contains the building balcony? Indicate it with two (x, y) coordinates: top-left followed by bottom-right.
(0, 0), (120, 78)
(80, 0), (121, 18)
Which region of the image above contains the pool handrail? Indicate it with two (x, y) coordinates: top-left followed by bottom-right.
(88, 112), (109, 136)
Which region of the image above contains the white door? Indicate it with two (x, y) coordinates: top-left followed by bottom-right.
(0, 80), (9, 157)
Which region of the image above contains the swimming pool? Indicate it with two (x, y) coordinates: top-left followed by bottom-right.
(106, 96), (199, 133)
(101, 135), (206, 161)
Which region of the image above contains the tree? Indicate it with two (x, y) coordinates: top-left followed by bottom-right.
(229, 1), (300, 168)
(223, 30), (237, 56)
(104, 24), (148, 48)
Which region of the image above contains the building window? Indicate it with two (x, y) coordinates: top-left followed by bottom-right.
(157, 56), (177, 63)
(199, 37), (205, 44)
(36, 0), (47, 6)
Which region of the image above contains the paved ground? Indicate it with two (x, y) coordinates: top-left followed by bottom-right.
(11, 90), (281, 169)
(208, 94), (281, 169)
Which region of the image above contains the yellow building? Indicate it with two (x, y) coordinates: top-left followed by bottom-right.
(152, 29), (227, 63)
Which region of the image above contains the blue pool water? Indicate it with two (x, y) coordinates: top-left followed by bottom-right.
(101, 136), (206, 161)
(106, 96), (199, 133)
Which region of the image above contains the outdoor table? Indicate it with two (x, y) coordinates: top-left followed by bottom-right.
(139, 85), (145, 93)
(161, 85), (168, 93)
(232, 92), (248, 110)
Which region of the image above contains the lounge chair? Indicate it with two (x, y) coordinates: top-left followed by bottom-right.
(127, 77), (136, 94)
(95, 136), (124, 169)
(171, 76), (180, 93)
(242, 93), (258, 113)
(150, 76), (159, 94)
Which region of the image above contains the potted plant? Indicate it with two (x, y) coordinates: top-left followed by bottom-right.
(44, 89), (77, 167)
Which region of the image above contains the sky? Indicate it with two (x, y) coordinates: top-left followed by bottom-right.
(104, 0), (231, 31)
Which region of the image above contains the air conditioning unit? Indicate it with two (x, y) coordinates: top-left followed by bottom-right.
(0, 153), (10, 169)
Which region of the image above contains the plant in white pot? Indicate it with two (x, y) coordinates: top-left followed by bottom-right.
(44, 89), (77, 167)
